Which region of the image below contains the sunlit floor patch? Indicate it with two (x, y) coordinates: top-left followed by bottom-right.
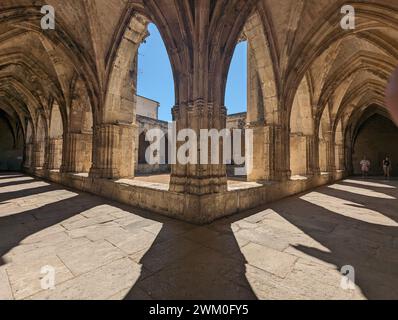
(0, 176), (34, 186)
(329, 184), (396, 199)
(0, 181), (50, 194)
(301, 192), (398, 227)
(343, 179), (396, 189)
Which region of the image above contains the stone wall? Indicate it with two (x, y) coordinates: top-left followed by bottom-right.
(30, 168), (345, 225)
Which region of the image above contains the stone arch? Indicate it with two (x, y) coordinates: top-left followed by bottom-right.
(352, 109), (398, 176)
(238, 11), (287, 182)
(244, 11), (280, 125)
(61, 77), (93, 173)
(93, 12), (172, 179)
(289, 76), (314, 176)
(103, 13), (149, 124)
(284, 2), (398, 111)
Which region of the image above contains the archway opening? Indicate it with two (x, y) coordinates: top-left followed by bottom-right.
(353, 114), (398, 176)
(225, 39), (248, 181)
(134, 22), (173, 177)
(0, 110), (23, 171)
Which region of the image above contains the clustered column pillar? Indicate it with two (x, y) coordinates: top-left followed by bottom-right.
(247, 122), (291, 182)
(335, 143), (345, 172)
(90, 123), (136, 179)
(46, 138), (63, 170)
(23, 142), (33, 169)
(325, 130), (336, 173)
(169, 100), (228, 194)
(305, 134), (318, 176)
(32, 140), (45, 169)
(61, 132), (92, 173)
(344, 139), (353, 175)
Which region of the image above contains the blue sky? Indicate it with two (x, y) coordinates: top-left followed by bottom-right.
(137, 23), (247, 121)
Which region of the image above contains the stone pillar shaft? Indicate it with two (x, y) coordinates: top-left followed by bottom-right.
(305, 135), (318, 175)
(46, 138), (63, 170)
(90, 123), (136, 179)
(334, 144), (344, 171)
(61, 132), (92, 173)
(24, 143), (33, 169)
(247, 123), (290, 181)
(325, 131), (336, 173)
(32, 141), (45, 169)
(169, 101), (228, 195)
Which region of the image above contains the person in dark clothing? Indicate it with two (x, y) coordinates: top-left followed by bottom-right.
(383, 157), (392, 179)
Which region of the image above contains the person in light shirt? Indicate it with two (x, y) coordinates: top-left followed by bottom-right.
(360, 156), (371, 179)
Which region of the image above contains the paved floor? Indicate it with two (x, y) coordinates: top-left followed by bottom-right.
(1, 172), (398, 300)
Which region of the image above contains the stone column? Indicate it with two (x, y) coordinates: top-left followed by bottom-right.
(32, 140), (45, 169)
(335, 143), (345, 172)
(90, 123), (136, 179)
(291, 133), (317, 177)
(61, 132), (92, 173)
(305, 134), (318, 176)
(345, 139), (353, 175)
(169, 100), (228, 195)
(247, 122), (268, 181)
(247, 123), (290, 181)
(23, 143), (33, 169)
(46, 138), (63, 170)
(325, 131), (336, 173)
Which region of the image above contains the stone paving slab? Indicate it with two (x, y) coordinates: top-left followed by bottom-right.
(0, 266), (13, 300)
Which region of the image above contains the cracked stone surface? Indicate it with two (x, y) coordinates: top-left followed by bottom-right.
(1, 173), (398, 300)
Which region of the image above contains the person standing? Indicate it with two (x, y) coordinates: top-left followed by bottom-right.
(383, 156), (392, 179)
(360, 156), (371, 178)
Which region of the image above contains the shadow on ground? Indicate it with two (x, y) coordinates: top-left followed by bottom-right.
(0, 172), (257, 300)
(265, 178), (398, 299)
(1, 172), (398, 299)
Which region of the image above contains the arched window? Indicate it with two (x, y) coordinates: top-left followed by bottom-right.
(135, 23), (174, 176)
(225, 40), (248, 179)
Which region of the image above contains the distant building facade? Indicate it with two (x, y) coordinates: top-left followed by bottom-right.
(135, 95), (169, 174)
(135, 98), (247, 176)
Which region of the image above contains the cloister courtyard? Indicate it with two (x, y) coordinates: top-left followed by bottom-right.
(1, 1), (398, 301)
